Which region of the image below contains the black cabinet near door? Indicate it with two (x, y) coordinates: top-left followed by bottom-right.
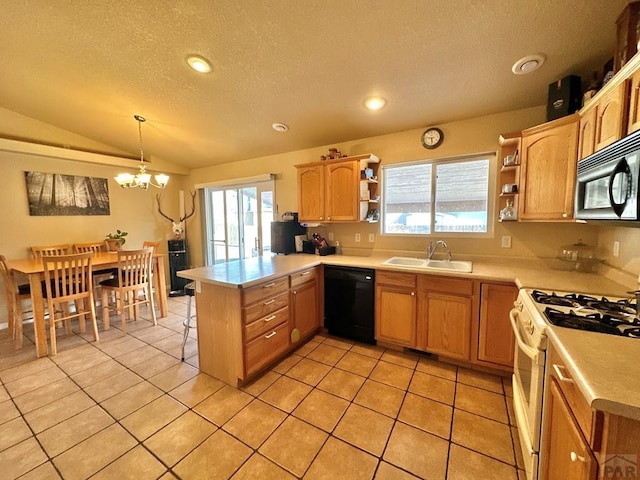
(168, 239), (189, 296)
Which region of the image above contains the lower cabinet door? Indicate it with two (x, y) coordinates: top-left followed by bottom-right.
(244, 320), (290, 377)
(420, 292), (471, 360)
(375, 285), (416, 346)
(291, 278), (319, 341)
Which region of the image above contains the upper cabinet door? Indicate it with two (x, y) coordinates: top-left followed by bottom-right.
(595, 82), (628, 151)
(628, 70), (640, 134)
(519, 116), (579, 221)
(325, 160), (359, 221)
(297, 165), (325, 222)
(577, 107), (596, 160)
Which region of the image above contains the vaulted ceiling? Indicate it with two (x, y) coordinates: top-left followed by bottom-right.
(0, 1), (630, 168)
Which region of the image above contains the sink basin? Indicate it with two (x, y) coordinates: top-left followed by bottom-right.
(381, 256), (473, 273)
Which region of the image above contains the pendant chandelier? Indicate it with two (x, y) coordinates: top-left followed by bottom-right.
(114, 115), (169, 189)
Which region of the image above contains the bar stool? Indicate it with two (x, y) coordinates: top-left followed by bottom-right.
(181, 282), (196, 361)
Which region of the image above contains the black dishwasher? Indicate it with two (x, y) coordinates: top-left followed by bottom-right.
(324, 266), (375, 344)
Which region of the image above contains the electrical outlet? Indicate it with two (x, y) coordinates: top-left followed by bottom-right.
(501, 235), (512, 248)
(328, 232), (334, 241)
(368, 233), (375, 242)
(613, 240), (620, 257)
(355, 233), (361, 242)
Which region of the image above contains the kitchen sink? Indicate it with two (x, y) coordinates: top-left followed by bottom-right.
(381, 256), (473, 273)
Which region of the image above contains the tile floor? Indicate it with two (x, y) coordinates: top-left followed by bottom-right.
(0, 296), (526, 479)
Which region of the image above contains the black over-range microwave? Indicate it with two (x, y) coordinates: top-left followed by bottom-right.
(575, 128), (640, 221)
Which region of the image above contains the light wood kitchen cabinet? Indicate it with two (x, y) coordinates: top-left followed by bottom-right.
(518, 114), (579, 221)
(416, 275), (474, 360)
(375, 271), (416, 347)
(578, 107), (597, 160)
(476, 283), (517, 368)
(497, 132), (521, 221)
(290, 267), (320, 342)
(628, 68), (640, 134)
(296, 154), (380, 223)
(594, 82), (628, 152)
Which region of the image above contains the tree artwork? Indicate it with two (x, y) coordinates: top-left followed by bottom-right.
(24, 171), (110, 216)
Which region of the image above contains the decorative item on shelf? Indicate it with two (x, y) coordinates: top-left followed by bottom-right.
(602, 58), (614, 86)
(503, 150), (519, 166)
(114, 115), (170, 190)
(501, 183), (518, 194)
(582, 71), (601, 106)
(499, 200), (517, 221)
(546, 75), (582, 121)
(323, 147), (346, 160)
(365, 209), (380, 222)
(614, 1), (640, 72)
(105, 230), (128, 250)
(156, 191), (196, 239)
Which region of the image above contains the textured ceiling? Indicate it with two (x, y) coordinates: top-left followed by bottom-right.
(0, 1), (631, 168)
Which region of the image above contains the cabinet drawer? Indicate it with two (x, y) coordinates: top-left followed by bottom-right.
(549, 345), (599, 443)
(377, 270), (416, 288)
(244, 320), (290, 377)
(245, 306), (289, 342)
(419, 275), (473, 295)
(243, 276), (289, 306)
(290, 267), (317, 288)
(244, 291), (289, 324)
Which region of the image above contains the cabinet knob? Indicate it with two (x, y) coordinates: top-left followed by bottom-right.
(411, 292), (415, 296)
(570, 451), (585, 463)
(562, 212), (568, 218)
(320, 216), (323, 220)
(327, 216), (331, 220)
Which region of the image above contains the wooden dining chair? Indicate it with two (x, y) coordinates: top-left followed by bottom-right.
(142, 241), (160, 251)
(0, 255), (32, 349)
(41, 252), (99, 355)
(100, 248), (157, 335)
(31, 244), (72, 259)
(73, 241), (116, 299)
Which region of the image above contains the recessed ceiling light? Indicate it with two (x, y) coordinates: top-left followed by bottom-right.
(512, 53), (546, 75)
(186, 55), (213, 73)
(364, 97), (386, 111)
(272, 122), (289, 132)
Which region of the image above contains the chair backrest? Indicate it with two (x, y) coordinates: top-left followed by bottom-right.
(41, 252), (94, 301)
(117, 248), (154, 289)
(142, 241), (160, 252)
(73, 242), (105, 254)
(0, 255), (18, 296)
(31, 244), (72, 259)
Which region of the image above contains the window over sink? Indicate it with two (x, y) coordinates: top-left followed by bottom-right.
(382, 154), (494, 236)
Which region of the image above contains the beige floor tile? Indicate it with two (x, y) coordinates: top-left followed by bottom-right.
(259, 416), (328, 477)
(169, 373), (225, 407)
(91, 444), (168, 479)
(83, 369), (143, 402)
(448, 443), (518, 480)
(259, 376), (312, 413)
(455, 383), (508, 423)
(0, 385), (8, 403)
(293, 389), (349, 432)
(120, 394), (188, 440)
(114, 344), (164, 368)
(69, 359), (128, 388)
(0, 357), (56, 384)
(223, 399), (287, 448)
(53, 423), (137, 480)
(18, 460), (61, 480)
(383, 422), (449, 480)
(174, 429), (252, 480)
(285, 358), (331, 386)
(0, 437), (48, 479)
(4, 365), (67, 397)
(380, 350), (418, 369)
(194, 385), (253, 426)
(54, 348), (112, 375)
(354, 379), (405, 418)
(240, 370), (281, 396)
(0, 399), (20, 424)
(271, 353), (303, 374)
(148, 362), (199, 391)
(36, 405), (114, 457)
(129, 351), (181, 379)
(306, 436), (378, 480)
(351, 343), (385, 359)
(307, 343), (348, 366)
(231, 453), (296, 480)
(151, 333), (184, 356)
(322, 337), (355, 350)
(451, 409), (515, 465)
(12, 377), (79, 414)
(293, 339), (320, 357)
(333, 403), (394, 456)
(128, 324), (176, 344)
(512, 426), (526, 470)
(518, 468), (527, 480)
(0, 417), (32, 451)
(398, 392), (453, 439)
(316, 368), (366, 400)
(416, 357), (457, 381)
(100, 381), (164, 420)
(457, 367), (504, 393)
(408, 371), (456, 405)
(335, 351), (378, 377)
(97, 335), (146, 357)
(370, 360), (414, 390)
(374, 461), (421, 479)
(144, 411), (217, 467)
(504, 376), (514, 397)
(24, 390), (95, 434)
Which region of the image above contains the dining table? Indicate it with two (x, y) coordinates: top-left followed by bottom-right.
(8, 251), (169, 357)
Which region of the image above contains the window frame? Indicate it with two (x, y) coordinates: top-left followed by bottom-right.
(380, 153), (496, 238)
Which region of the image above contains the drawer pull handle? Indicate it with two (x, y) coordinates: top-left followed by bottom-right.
(570, 451), (585, 463)
(553, 364), (574, 383)
(265, 331), (277, 339)
(264, 315), (276, 322)
(264, 299), (276, 305)
(301, 271), (311, 276)
(263, 282), (276, 288)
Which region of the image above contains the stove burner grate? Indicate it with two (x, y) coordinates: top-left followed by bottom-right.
(544, 307), (640, 338)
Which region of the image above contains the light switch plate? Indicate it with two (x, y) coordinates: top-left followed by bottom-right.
(355, 233), (361, 242)
(501, 235), (512, 248)
(368, 233), (375, 242)
(613, 241), (620, 257)
(328, 232), (334, 241)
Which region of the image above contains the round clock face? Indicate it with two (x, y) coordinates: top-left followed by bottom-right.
(421, 127), (444, 149)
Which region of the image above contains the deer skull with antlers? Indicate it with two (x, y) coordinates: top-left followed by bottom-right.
(156, 191), (196, 238)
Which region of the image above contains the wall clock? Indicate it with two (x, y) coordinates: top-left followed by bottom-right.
(421, 127), (444, 149)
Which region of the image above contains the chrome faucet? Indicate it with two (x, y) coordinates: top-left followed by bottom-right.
(427, 240), (452, 261)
